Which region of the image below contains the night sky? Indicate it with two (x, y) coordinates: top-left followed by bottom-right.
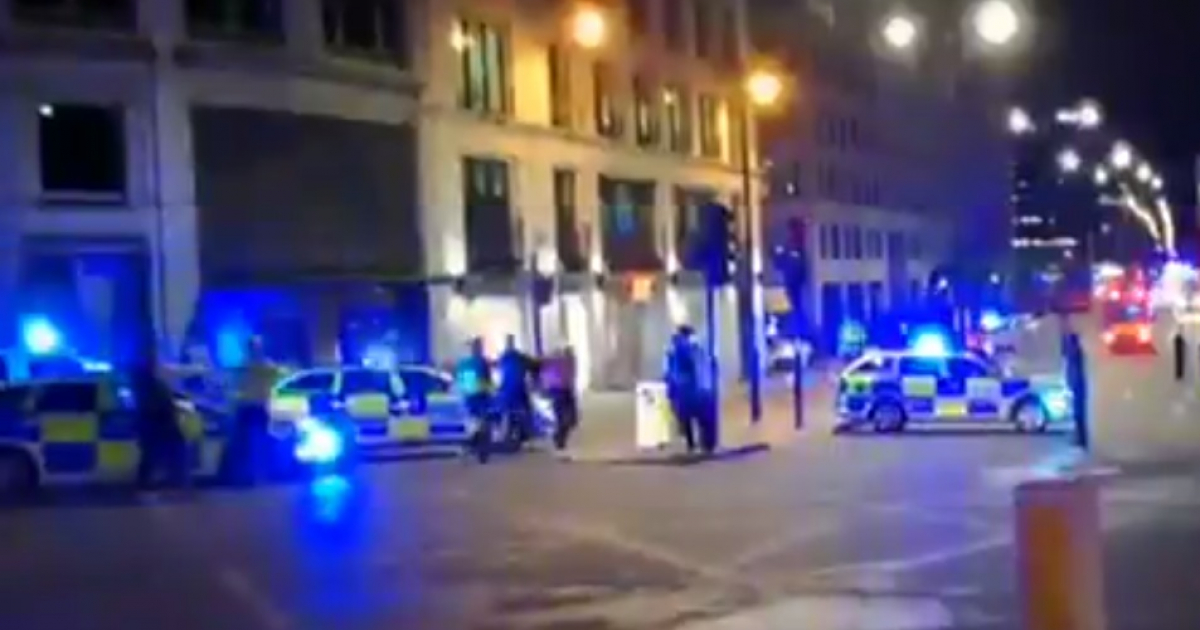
(1029, 0), (1200, 223)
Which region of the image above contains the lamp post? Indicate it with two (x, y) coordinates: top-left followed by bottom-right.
(736, 69), (783, 424)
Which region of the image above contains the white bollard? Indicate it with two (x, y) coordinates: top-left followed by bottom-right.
(1015, 476), (1107, 630)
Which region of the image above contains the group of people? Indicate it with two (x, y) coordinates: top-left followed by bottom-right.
(453, 334), (580, 459)
(129, 337), (281, 491)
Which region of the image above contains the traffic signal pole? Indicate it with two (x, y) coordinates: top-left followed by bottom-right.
(736, 99), (763, 423)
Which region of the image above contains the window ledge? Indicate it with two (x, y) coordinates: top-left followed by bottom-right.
(38, 192), (129, 209)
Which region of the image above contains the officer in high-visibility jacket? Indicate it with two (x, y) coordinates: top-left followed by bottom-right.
(224, 337), (282, 484)
(455, 338), (494, 462)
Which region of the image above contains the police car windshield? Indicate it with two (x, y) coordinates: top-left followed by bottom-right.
(845, 354), (895, 375)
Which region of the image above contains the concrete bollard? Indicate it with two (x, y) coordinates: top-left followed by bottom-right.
(1015, 476), (1106, 630)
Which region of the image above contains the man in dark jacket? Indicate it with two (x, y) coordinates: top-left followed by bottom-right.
(131, 361), (187, 489)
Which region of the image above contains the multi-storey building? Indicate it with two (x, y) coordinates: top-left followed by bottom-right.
(751, 0), (1009, 348)
(0, 0), (757, 388)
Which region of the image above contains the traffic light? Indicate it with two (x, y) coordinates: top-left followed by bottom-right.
(687, 203), (738, 285)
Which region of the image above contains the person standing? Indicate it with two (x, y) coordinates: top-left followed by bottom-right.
(540, 345), (578, 451)
(224, 337), (280, 484)
(664, 326), (703, 454)
(132, 360), (187, 490)
(455, 337), (495, 462)
(496, 334), (538, 445)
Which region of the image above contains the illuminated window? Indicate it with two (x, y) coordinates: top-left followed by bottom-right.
(456, 19), (510, 114)
(698, 94), (721, 158)
(663, 86), (692, 153)
(633, 75), (660, 147)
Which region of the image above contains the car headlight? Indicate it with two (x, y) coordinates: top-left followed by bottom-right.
(1041, 387), (1072, 419)
(294, 418), (345, 465)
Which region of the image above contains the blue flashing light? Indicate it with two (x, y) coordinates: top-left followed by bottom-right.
(361, 343), (398, 370)
(910, 331), (951, 358)
(80, 359), (112, 373)
(294, 418), (345, 465)
(980, 310), (1004, 333)
(21, 317), (61, 355)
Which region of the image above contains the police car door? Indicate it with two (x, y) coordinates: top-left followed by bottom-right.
(398, 367), (463, 443)
(270, 371), (336, 423)
(945, 356), (1003, 421)
(897, 357), (944, 420)
(33, 380), (135, 483)
(339, 368), (396, 445)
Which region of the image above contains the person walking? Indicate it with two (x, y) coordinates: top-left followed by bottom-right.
(455, 337), (495, 463)
(664, 326), (706, 454)
(540, 345), (579, 452)
(496, 335), (538, 446)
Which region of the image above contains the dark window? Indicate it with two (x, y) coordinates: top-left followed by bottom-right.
(674, 187), (716, 269)
(698, 94), (721, 158)
(457, 19), (510, 114)
(593, 61), (623, 139)
(692, 0), (711, 57)
(600, 177), (659, 272)
(818, 225), (829, 259)
(628, 0), (649, 39)
(663, 0), (685, 50)
(12, 0), (135, 29)
(36, 382), (98, 413)
(554, 169), (586, 273)
(278, 372), (335, 394)
(340, 369), (394, 396)
(547, 44), (571, 128)
(899, 358), (945, 378)
(38, 103), (126, 203)
(397, 368), (452, 397)
(0, 386), (32, 413)
(847, 355), (895, 375)
(947, 358), (991, 380)
(322, 0), (404, 63)
(186, 0), (283, 41)
(463, 157), (517, 272)
(718, 4), (740, 68)
(663, 86), (691, 154)
(633, 75), (659, 147)
(829, 225), (841, 259)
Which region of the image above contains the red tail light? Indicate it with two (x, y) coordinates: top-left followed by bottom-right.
(1137, 325), (1151, 343)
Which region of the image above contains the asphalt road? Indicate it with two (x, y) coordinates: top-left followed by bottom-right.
(2, 312), (1200, 630)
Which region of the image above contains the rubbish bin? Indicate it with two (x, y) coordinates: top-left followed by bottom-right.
(635, 381), (674, 450)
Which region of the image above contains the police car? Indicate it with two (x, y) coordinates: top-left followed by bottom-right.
(835, 345), (1072, 434)
(0, 376), (224, 498)
(268, 364), (555, 452)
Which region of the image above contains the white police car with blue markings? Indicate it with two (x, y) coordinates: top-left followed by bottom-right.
(268, 365), (555, 453)
(835, 347), (1072, 434)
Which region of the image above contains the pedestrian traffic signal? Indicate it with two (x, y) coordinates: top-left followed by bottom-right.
(689, 203), (738, 285)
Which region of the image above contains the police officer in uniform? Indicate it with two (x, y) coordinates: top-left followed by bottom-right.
(224, 337), (280, 484)
(132, 359), (187, 490)
(664, 326), (714, 454)
(455, 337), (494, 462)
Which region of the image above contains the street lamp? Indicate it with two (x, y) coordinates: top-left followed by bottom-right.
(1110, 142), (1134, 170)
(1093, 166), (1110, 187)
(970, 0), (1021, 47)
(1057, 148), (1081, 174)
(1007, 107), (1034, 135)
(1151, 175), (1164, 191)
(570, 5), (606, 49)
(1077, 100), (1102, 129)
(1136, 162), (1153, 183)
(881, 12), (919, 50)
(736, 67), (785, 423)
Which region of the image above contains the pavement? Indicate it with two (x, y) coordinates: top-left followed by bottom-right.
(4, 312), (1200, 629)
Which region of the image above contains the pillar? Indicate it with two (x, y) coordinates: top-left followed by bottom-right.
(1015, 476), (1106, 630)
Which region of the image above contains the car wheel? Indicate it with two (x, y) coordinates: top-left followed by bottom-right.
(0, 450), (37, 500)
(869, 400), (908, 433)
(1013, 399), (1050, 433)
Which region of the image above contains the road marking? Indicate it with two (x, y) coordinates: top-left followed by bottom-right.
(675, 595), (954, 629)
(726, 520), (840, 569)
(804, 533), (1012, 578)
(216, 565), (293, 630)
